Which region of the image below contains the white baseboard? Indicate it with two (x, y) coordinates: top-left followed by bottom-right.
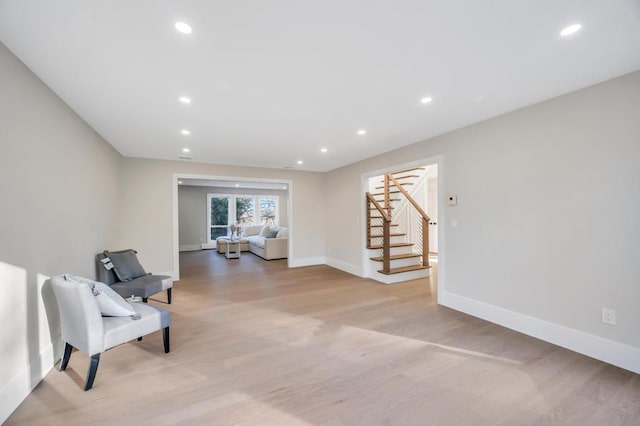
(325, 257), (364, 277)
(288, 257), (326, 268)
(201, 243), (216, 250)
(179, 244), (201, 252)
(441, 290), (640, 374)
(0, 338), (62, 424)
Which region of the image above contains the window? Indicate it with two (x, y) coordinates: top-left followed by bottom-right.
(207, 194), (279, 245)
(236, 197), (255, 226)
(208, 195), (230, 242)
(259, 197), (277, 224)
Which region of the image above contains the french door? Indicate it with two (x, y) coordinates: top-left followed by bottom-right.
(207, 195), (230, 246)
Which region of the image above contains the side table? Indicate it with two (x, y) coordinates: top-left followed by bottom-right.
(225, 240), (241, 259)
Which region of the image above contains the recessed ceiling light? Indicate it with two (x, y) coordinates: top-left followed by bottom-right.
(297, 160), (304, 165)
(235, 184), (240, 187)
(320, 148), (328, 153)
(282, 186), (287, 190)
(178, 180), (183, 184)
(420, 96), (433, 104)
(182, 147), (190, 153)
(181, 129), (191, 135)
(179, 96), (191, 104)
(357, 129), (367, 136)
(560, 23), (582, 37)
(174, 22), (192, 34)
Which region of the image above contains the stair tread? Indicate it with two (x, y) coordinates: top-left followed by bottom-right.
(391, 167), (426, 174)
(370, 253), (422, 261)
(371, 190), (402, 195)
(369, 206), (394, 209)
(380, 174), (419, 181)
(367, 242), (413, 249)
(369, 224), (399, 227)
(377, 265), (431, 275)
(369, 233), (406, 238)
(371, 195), (400, 199)
(374, 182), (414, 189)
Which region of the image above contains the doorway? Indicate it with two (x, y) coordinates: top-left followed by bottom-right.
(172, 174), (293, 280)
(361, 158), (441, 286)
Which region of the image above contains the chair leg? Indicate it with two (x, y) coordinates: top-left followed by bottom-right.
(163, 327), (170, 353)
(60, 342), (73, 371)
(167, 288), (172, 304)
(138, 336), (143, 341)
(84, 353), (101, 391)
(142, 297), (148, 303)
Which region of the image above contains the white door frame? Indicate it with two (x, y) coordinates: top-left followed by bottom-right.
(359, 155), (445, 304)
(172, 173), (293, 280)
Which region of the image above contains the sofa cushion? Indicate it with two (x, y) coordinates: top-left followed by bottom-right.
(259, 224), (271, 237)
(242, 225), (263, 237)
(266, 229), (279, 238)
(247, 235), (266, 248)
(276, 227), (288, 238)
(105, 249), (147, 282)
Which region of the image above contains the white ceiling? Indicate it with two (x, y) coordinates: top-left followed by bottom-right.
(1, 1), (639, 172)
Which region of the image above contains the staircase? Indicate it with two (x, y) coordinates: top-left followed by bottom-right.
(366, 167), (432, 284)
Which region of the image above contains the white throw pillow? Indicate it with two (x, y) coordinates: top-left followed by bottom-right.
(259, 224), (271, 237)
(65, 275), (136, 317)
(67, 274), (98, 287)
(276, 227), (288, 239)
(93, 282), (137, 317)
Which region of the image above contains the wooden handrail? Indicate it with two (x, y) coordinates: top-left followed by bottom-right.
(366, 192), (391, 273)
(388, 173), (429, 268)
(387, 174), (430, 222)
(366, 173), (431, 274)
(366, 192), (391, 222)
(366, 173), (431, 273)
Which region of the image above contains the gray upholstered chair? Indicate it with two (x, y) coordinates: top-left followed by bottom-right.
(96, 250), (173, 304)
(51, 275), (170, 390)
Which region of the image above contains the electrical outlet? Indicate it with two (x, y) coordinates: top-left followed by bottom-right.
(602, 308), (616, 325)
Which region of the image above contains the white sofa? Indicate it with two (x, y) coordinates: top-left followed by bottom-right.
(245, 224), (288, 260)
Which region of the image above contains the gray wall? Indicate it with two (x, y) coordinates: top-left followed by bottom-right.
(324, 71), (640, 353)
(178, 185), (289, 248)
(0, 42), (122, 422)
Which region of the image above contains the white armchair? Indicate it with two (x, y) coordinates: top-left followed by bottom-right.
(51, 275), (171, 390)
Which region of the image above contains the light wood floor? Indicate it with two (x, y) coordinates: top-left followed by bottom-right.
(8, 250), (640, 425)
